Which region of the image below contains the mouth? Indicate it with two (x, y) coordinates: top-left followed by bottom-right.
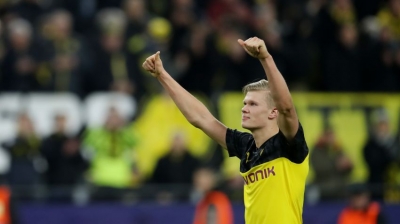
(242, 116), (249, 121)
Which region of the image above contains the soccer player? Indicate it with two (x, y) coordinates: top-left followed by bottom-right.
(142, 37), (309, 223)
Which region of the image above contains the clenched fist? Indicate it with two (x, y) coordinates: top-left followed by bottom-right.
(142, 51), (165, 77)
(238, 37), (270, 59)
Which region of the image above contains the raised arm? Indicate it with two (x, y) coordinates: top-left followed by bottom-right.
(238, 37), (298, 140)
(142, 52), (227, 148)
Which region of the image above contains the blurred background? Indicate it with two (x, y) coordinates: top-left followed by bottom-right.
(0, 0), (399, 223)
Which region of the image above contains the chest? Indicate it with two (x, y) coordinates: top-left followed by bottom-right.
(240, 141), (282, 173)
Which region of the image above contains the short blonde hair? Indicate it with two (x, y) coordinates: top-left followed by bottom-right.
(242, 79), (275, 107)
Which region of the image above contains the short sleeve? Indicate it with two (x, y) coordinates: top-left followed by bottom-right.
(278, 122), (309, 164)
(225, 128), (252, 159)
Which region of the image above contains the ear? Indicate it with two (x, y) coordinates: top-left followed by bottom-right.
(268, 108), (279, 119)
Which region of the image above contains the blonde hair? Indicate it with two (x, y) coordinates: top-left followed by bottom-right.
(242, 79), (275, 107)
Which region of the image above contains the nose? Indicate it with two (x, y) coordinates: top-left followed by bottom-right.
(242, 105), (248, 113)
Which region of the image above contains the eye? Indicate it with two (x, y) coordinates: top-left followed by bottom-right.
(250, 103), (257, 106)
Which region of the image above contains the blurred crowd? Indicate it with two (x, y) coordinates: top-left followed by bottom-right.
(0, 103), (225, 205)
(310, 108), (400, 203)
(1, 0), (400, 101)
(1, 0), (400, 207)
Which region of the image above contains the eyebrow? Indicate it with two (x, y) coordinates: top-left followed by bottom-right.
(243, 99), (257, 104)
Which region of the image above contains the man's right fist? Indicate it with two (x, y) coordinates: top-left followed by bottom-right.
(238, 37), (270, 59)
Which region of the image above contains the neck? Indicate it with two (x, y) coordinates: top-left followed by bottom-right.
(251, 124), (279, 148)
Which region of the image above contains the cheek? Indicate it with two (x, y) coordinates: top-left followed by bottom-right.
(252, 109), (267, 121)
(256, 107), (269, 114)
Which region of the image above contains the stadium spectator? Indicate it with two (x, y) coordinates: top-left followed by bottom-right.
(191, 167), (233, 224)
(0, 18), (38, 92)
(176, 23), (216, 96)
(123, 0), (150, 39)
(363, 109), (398, 200)
(314, 0), (357, 48)
(2, 113), (44, 199)
(167, 0), (197, 57)
(92, 8), (127, 88)
(322, 23), (362, 91)
(83, 107), (139, 201)
(360, 27), (400, 92)
(311, 127), (353, 201)
(151, 132), (200, 185)
(377, 0), (400, 41)
(337, 183), (387, 224)
(40, 114), (88, 201)
(87, 8), (147, 99)
(151, 131), (200, 202)
(48, 0), (97, 34)
(35, 10), (87, 96)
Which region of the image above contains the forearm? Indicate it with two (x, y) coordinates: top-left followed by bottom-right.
(157, 70), (212, 127)
(259, 56), (294, 112)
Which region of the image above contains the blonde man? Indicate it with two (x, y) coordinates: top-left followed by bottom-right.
(143, 37), (309, 224)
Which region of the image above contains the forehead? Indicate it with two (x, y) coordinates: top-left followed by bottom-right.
(243, 91), (269, 103)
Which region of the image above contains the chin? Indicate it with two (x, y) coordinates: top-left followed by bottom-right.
(242, 122), (262, 132)
(241, 123), (252, 130)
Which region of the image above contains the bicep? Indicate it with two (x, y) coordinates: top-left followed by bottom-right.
(199, 118), (228, 149)
(277, 108), (299, 141)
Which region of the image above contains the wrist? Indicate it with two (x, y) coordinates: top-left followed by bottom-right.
(156, 69), (169, 80)
(259, 55), (272, 63)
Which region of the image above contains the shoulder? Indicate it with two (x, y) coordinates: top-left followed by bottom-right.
(275, 122), (308, 164)
(225, 128), (253, 158)
(226, 128), (254, 150)
(276, 122), (306, 143)
(226, 128), (253, 141)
